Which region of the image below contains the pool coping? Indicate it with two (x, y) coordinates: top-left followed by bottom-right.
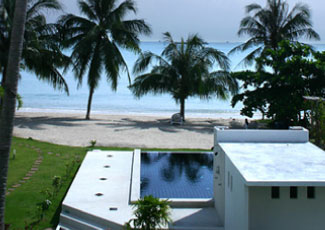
(130, 149), (214, 208)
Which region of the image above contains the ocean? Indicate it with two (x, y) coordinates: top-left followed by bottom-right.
(17, 42), (325, 119)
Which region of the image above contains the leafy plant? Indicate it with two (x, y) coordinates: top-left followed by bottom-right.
(125, 195), (171, 230)
(232, 40), (325, 126)
(90, 140), (97, 148)
(52, 176), (61, 196)
(37, 199), (52, 220)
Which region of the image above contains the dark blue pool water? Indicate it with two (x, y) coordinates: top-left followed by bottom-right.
(140, 152), (213, 198)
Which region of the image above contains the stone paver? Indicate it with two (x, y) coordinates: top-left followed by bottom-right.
(7, 143), (45, 194)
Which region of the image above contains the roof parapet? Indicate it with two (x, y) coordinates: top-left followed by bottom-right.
(214, 126), (309, 143)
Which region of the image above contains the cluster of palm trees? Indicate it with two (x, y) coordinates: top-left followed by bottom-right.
(0, 0), (320, 121)
(0, 0), (320, 228)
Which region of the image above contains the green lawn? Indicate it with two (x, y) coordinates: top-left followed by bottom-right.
(4, 137), (209, 229)
(5, 137), (88, 229)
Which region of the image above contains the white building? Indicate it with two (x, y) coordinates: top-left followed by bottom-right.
(213, 126), (325, 230)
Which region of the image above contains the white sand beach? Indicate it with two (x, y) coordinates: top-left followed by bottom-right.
(13, 112), (248, 149)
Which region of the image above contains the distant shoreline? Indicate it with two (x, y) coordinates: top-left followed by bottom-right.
(17, 107), (260, 119)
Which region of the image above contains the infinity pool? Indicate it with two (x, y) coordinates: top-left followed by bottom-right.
(140, 152), (213, 199)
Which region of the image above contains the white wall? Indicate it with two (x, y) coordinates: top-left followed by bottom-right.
(224, 156), (249, 230)
(214, 127), (309, 143)
(213, 144), (225, 225)
(249, 187), (325, 230)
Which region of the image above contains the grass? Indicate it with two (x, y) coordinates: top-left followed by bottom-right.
(5, 137), (209, 229)
(5, 137), (87, 229)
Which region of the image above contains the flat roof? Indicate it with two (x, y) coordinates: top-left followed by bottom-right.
(220, 142), (325, 186)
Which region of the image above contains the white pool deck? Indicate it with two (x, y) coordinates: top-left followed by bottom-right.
(57, 150), (223, 230)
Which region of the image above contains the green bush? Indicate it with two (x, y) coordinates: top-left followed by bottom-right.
(125, 195), (171, 230)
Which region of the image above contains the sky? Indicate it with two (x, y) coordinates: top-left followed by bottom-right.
(50, 0), (325, 43)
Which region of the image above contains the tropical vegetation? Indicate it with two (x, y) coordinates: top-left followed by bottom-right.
(0, 0), (28, 228)
(232, 40), (325, 128)
(229, 0), (320, 66)
(304, 97), (325, 149)
(125, 195), (171, 230)
(59, 0), (151, 120)
(130, 32), (238, 121)
(0, 0), (69, 96)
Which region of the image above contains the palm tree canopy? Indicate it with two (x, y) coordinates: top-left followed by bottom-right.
(130, 33), (238, 117)
(59, 0), (151, 91)
(230, 0), (320, 65)
(0, 0), (69, 94)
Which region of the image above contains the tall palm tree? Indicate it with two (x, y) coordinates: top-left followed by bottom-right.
(0, 0), (69, 95)
(229, 0), (320, 65)
(0, 0), (28, 228)
(130, 32), (238, 121)
(59, 0), (151, 120)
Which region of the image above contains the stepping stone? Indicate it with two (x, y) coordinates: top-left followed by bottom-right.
(48, 152), (53, 155)
(26, 173), (33, 176)
(28, 171), (35, 174)
(19, 180), (26, 183)
(12, 184), (21, 188)
(23, 177), (30, 180)
(6, 192), (10, 196)
(8, 188), (15, 191)
(56, 153), (61, 157)
(34, 162), (41, 165)
(31, 168), (38, 171)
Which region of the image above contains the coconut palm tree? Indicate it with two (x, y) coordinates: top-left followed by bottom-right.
(0, 0), (28, 228)
(0, 0), (69, 94)
(229, 0), (320, 65)
(59, 0), (151, 120)
(130, 32), (238, 121)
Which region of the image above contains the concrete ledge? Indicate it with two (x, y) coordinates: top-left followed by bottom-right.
(130, 149), (140, 203)
(168, 198), (214, 208)
(215, 126), (309, 143)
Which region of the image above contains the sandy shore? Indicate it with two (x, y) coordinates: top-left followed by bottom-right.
(13, 112), (246, 149)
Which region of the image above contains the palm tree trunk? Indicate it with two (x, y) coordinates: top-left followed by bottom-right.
(0, 0), (28, 229)
(1, 67), (7, 87)
(180, 98), (185, 122)
(85, 87), (94, 120)
(0, 68), (7, 111)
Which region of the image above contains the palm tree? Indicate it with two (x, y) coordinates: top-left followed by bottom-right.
(229, 0), (320, 65)
(59, 0), (151, 120)
(130, 32), (238, 121)
(0, 0), (69, 94)
(0, 0), (28, 228)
